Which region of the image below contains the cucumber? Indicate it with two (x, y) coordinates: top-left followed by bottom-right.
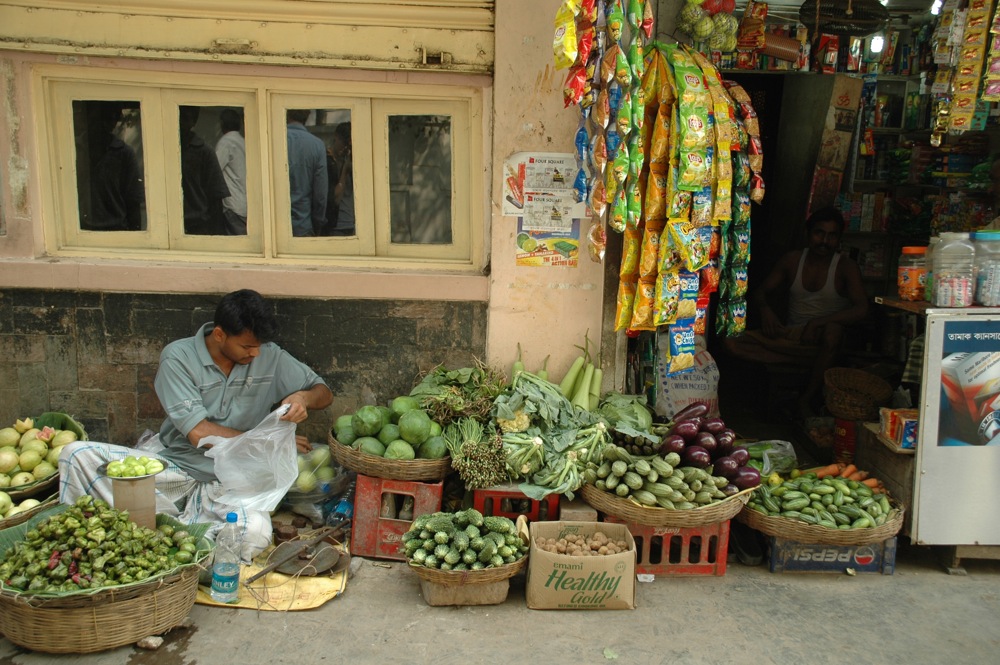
(782, 497), (810, 512)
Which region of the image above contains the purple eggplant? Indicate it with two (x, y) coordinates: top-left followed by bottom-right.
(712, 455), (739, 479)
(682, 445), (712, 468)
(715, 428), (737, 448)
(716, 437), (734, 457)
(729, 446), (750, 466)
(670, 402), (709, 422)
(721, 483), (740, 497)
(694, 430), (718, 455)
(700, 417), (726, 435)
(658, 434), (686, 456)
(732, 465), (762, 490)
(671, 419), (702, 442)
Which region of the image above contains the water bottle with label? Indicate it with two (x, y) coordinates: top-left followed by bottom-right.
(210, 512), (242, 604)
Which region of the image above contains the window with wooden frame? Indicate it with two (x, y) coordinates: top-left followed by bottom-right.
(37, 66), (484, 271)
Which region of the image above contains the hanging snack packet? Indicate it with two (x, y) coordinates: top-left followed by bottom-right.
(615, 281), (638, 331)
(645, 171), (669, 221)
(615, 44), (633, 87)
(632, 86), (647, 132)
(628, 39), (645, 82)
(617, 90), (633, 137)
(690, 186), (713, 228)
(693, 295), (710, 335)
(563, 66), (587, 107)
(627, 0), (643, 29)
(553, 2), (580, 70)
(709, 226), (721, 258)
(606, 126), (622, 161)
(639, 219), (665, 278)
(629, 278), (657, 331)
(621, 224), (643, 278)
(627, 179), (643, 229)
(628, 132), (644, 181)
(587, 220), (606, 263)
(726, 298), (747, 336)
(732, 151), (751, 189)
(574, 124), (590, 165)
(658, 223), (683, 273)
(605, 156), (620, 203)
(590, 176), (607, 217)
(667, 219), (699, 272)
(676, 270), (700, 321)
(601, 44), (621, 84)
(577, 24), (596, 67)
(606, 1), (626, 42)
(593, 87), (611, 129)
(574, 168), (589, 204)
(641, 0), (654, 38)
(665, 319), (696, 375)
(649, 102), (672, 170)
(653, 268), (681, 326)
(699, 258), (720, 295)
(750, 172), (765, 204)
(748, 134), (764, 174)
(732, 190), (751, 225)
(612, 143), (630, 185)
(591, 131), (608, 173)
(610, 187), (628, 232)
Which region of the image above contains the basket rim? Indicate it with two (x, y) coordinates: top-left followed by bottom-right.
(580, 483), (752, 527)
(328, 431), (451, 481)
(7, 473), (60, 502)
(0, 493), (59, 530)
(407, 555), (527, 586)
(736, 503), (904, 546)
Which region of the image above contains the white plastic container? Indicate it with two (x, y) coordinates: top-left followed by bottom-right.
(924, 236), (941, 302)
(974, 230), (1000, 306)
(932, 232), (975, 308)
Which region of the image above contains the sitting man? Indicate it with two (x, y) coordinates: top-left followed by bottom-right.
(723, 206), (869, 417)
(58, 289), (333, 560)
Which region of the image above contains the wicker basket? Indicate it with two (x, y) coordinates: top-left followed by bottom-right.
(580, 484), (752, 528)
(736, 503), (904, 546)
(407, 555), (527, 587)
(0, 565), (203, 654)
(7, 474), (60, 503)
(824, 368), (893, 421)
(327, 430), (451, 481)
(0, 493), (59, 530)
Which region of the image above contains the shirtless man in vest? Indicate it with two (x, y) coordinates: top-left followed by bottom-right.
(724, 207), (869, 417)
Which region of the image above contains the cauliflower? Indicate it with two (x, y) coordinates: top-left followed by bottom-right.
(497, 409), (531, 433)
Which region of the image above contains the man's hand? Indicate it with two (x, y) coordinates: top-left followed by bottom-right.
(295, 434), (312, 455)
(280, 393), (310, 423)
(760, 308), (785, 338)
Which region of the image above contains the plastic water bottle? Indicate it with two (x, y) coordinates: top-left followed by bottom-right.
(210, 512), (242, 604)
(932, 232), (975, 307)
(325, 479), (355, 526)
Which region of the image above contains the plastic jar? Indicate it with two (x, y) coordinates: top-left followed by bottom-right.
(924, 236), (941, 302)
(974, 230), (1000, 306)
(932, 232), (975, 307)
(897, 246), (927, 301)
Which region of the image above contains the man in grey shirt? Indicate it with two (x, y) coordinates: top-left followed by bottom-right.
(59, 290), (333, 559)
(286, 109), (329, 237)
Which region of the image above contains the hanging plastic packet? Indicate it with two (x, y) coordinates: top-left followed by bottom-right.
(640, 0), (654, 39)
(649, 102), (672, 170)
(732, 151), (751, 189)
(610, 187), (628, 232)
(694, 296), (710, 335)
(590, 176), (607, 217)
(690, 186), (713, 228)
(629, 278), (657, 331)
(653, 268), (680, 326)
(574, 123), (590, 165)
(699, 258), (720, 295)
(581, 0), (597, 23)
(587, 220), (606, 263)
(615, 44), (633, 88)
(639, 219), (665, 278)
(669, 218), (710, 272)
(750, 172), (765, 204)
(553, 1), (580, 70)
(726, 299), (747, 336)
(577, 24), (596, 68)
(606, 1), (626, 43)
(658, 224), (683, 273)
(732, 190), (751, 225)
(645, 172), (669, 222)
(628, 132), (643, 182)
(615, 281), (637, 331)
(626, 0), (642, 29)
(591, 131), (608, 173)
(617, 90), (633, 137)
(748, 134), (763, 174)
(728, 225), (751, 266)
(574, 168), (590, 204)
(627, 178), (643, 229)
(612, 142), (630, 185)
(628, 39), (645, 82)
(665, 319), (696, 375)
(601, 44), (621, 85)
(563, 65), (588, 107)
(606, 126), (622, 162)
(605, 156), (620, 203)
(632, 86), (647, 132)
(676, 271), (700, 321)
(620, 224), (643, 278)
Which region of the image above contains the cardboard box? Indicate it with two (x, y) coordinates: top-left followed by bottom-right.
(526, 521), (636, 610)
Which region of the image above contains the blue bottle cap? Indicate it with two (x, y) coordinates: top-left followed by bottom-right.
(226, 512), (238, 523)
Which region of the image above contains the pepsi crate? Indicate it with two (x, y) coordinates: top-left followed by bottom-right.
(768, 536), (896, 574)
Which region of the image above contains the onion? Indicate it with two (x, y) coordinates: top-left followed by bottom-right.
(732, 465), (761, 490)
(682, 445), (712, 468)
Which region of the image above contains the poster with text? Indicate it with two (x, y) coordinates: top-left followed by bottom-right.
(502, 152), (586, 218)
(515, 218), (580, 267)
(937, 319), (1000, 446)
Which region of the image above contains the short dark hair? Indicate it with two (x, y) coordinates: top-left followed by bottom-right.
(287, 109), (311, 124)
(214, 290), (278, 343)
(220, 108), (242, 134)
(806, 206), (845, 233)
(334, 122), (352, 143)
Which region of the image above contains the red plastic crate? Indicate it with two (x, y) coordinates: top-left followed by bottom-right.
(472, 482), (559, 522)
(603, 515), (730, 576)
(351, 474), (443, 561)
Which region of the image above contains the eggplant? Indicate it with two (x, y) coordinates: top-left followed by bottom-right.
(658, 434), (686, 456)
(712, 455), (739, 479)
(716, 437), (734, 457)
(682, 445), (712, 468)
(721, 483), (740, 497)
(670, 402), (709, 422)
(729, 446), (750, 466)
(732, 465), (762, 490)
(715, 428), (737, 448)
(700, 417), (726, 435)
(671, 418), (702, 442)
(694, 430), (718, 455)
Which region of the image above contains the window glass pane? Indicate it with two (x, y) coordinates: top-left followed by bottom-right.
(388, 115), (452, 245)
(179, 105), (235, 236)
(73, 100), (146, 231)
(215, 108), (249, 236)
(286, 109), (352, 237)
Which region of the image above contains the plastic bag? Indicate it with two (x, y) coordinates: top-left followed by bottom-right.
(200, 405), (298, 512)
(747, 440), (797, 476)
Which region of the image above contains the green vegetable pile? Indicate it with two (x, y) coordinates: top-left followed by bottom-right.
(748, 474), (899, 530)
(443, 418), (507, 490)
(409, 361), (508, 426)
(0, 495), (202, 594)
(403, 509), (527, 571)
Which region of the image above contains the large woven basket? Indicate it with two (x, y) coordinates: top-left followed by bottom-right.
(736, 503), (904, 546)
(407, 555), (527, 587)
(0, 565), (202, 654)
(824, 368), (893, 421)
(7, 474), (60, 503)
(580, 484), (752, 527)
(328, 430), (451, 481)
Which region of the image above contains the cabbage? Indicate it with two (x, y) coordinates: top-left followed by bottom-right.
(597, 392), (653, 432)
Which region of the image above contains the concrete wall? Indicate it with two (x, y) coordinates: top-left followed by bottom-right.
(0, 289), (487, 443)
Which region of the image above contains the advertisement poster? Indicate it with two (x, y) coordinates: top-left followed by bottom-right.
(937, 319), (1000, 446)
(504, 151), (585, 267)
(515, 218), (580, 267)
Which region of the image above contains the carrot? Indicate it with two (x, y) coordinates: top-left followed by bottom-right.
(847, 470), (869, 481)
(814, 463), (842, 479)
(861, 477), (880, 488)
(839, 463), (858, 479)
